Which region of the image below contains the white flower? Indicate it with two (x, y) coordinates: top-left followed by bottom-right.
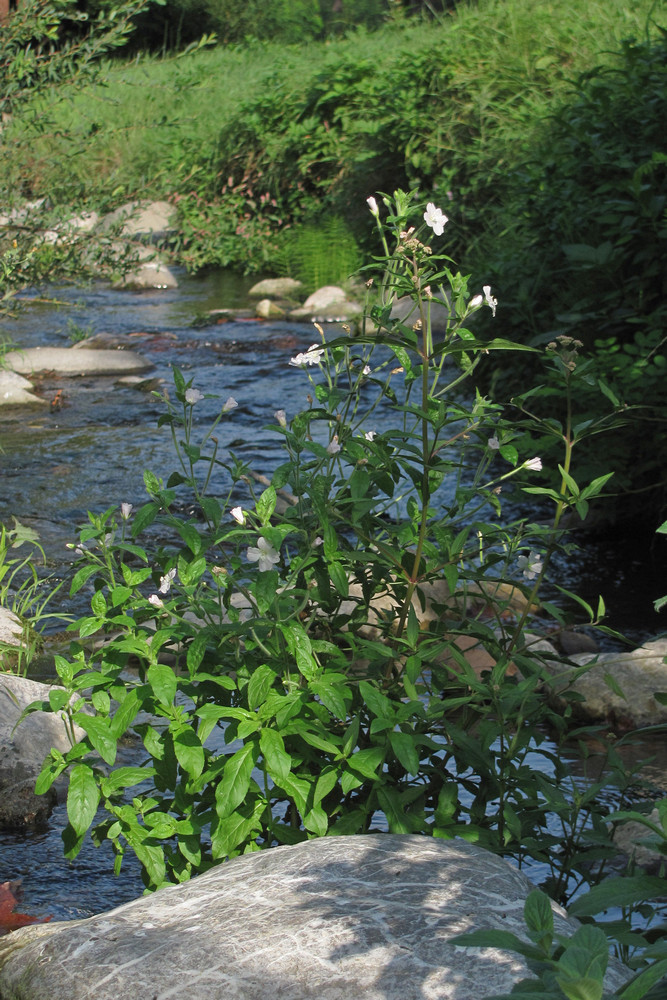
(362, 365), (371, 376)
(487, 436), (500, 450)
(158, 567), (177, 594)
(327, 435), (341, 455)
(185, 387), (205, 405)
(313, 536), (323, 547)
(518, 551), (543, 581)
(364, 430), (377, 441)
(469, 293), (483, 310)
(524, 457), (543, 472)
(230, 506), (245, 525)
(367, 196), (379, 218)
(247, 537), (280, 572)
(274, 409), (287, 427)
(423, 202), (448, 236)
(483, 285), (498, 317)
(222, 396), (237, 412)
(120, 502), (133, 520)
(289, 345), (324, 367)
(148, 594), (164, 608)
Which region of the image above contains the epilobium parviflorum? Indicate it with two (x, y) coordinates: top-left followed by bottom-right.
(28, 194), (634, 951)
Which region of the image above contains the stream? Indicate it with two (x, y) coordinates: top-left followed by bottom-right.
(0, 269), (665, 924)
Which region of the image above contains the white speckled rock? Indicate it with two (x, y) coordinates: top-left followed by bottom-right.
(0, 835), (631, 999)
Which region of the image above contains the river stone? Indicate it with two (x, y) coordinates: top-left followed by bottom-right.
(0, 674), (84, 829)
(542, 638), (667, 729)
(248, 277), (303, 298)
(289, 285), (362, 322)
(0, 835), (631, 999)
(3, 347), (153, 377)
(114, 256), (179, 290)
(0, 371), (46, 406)
(255, 297), (286, 319)
(98, 200), (177, 241)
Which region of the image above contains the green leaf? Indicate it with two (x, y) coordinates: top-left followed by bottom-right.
(329, 560), (349, 597)
(69, 562), (99, 596)
(523, 889), (554, 951)
(377, 785), (412, 833)
(174, 728), (205, 778)
(568, 876), (667, 917)
(256, 485), (277, 525)
(260, 728), (291, 782)
(248, 663), (276, 709)
(215, 744), (255, 819)
(67, 764), (100, 838)
(131, 501), (160, 537)
(389, 731), (420, 775)
(147, 662), (177, 707)
(617, 958), (667, 999)
(76, 714), (117, 766)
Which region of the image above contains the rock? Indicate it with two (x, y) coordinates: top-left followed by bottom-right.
(4, 347), (153, 377)
(255, 297), (286, 320)
(556, 629), (599, 655)
(0, 835), (630, 998)
(0, 674), (84, 829)
(542, 638), (667, 729)
(390, 294), (452, 333)
(108, 244), (178, 289)
(612, 808), (665, 872)
(289, 285), (362, 323)
(248, 277), (303, 299)
(41, 211), (100, 246)
(98, 200), (177, 242)
(0, 608), (22, 646)
(0, 371), (46, 407)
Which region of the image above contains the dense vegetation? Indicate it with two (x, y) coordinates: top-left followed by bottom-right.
(1, 0), (666, 516)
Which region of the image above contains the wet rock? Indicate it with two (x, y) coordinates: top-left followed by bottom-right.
(0, 371), (46, 407)
(0, 835), (631, 999)
(255, 297), (286, 320)
(540, 638), (667, 729)
(612, 808), (665, 872)
(0, 674), (84, 829)
(4, 347), (153, 377)
(288, 285), (362, 323)
(248, 277), (303, 299)
(111, 245), (178, 289)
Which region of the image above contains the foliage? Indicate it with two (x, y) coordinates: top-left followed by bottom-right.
(0, 520), (61, 674)
(272, 216), (362, 293)
(454, 881), (667, 999)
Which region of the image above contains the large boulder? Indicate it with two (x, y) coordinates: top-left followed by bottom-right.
(0, 835), (630, 999)
(3, 346), (153, 377)
(0, 674), (84, 829)
(248, 277), (303, 299)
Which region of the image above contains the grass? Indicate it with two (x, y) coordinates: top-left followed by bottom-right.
(0, 0), (661, 214)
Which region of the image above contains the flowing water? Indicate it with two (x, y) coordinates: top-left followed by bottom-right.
(0, 270), (664, 923)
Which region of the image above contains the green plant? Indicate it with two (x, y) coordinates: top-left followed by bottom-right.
(273, 216), (362, 292)
(21, 192), (636, 899)
(0, 519), (61, 675)
(453, 883), (667, 1000)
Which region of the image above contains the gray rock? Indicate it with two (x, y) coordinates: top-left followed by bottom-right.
(612, 809), (665, 872)
(0, 674), (84, 829)
(4, 347), (153, 377)
(0, 608), (23, 645)
(41, 211), (100, 246)
(113, 256), (179, 290)
(255, 297), (286, 320)
(98, 200), (177, 242)
(390, 294), (452, 333)
(0, 835), (631, 999)
(248, 277), (303, 299)
(289, 285), (362, 323)
(542, 638), (667, 729)
(0, 371), (46, 407)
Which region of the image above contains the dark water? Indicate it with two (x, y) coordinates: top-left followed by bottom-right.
(0, 270), (665, 922)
